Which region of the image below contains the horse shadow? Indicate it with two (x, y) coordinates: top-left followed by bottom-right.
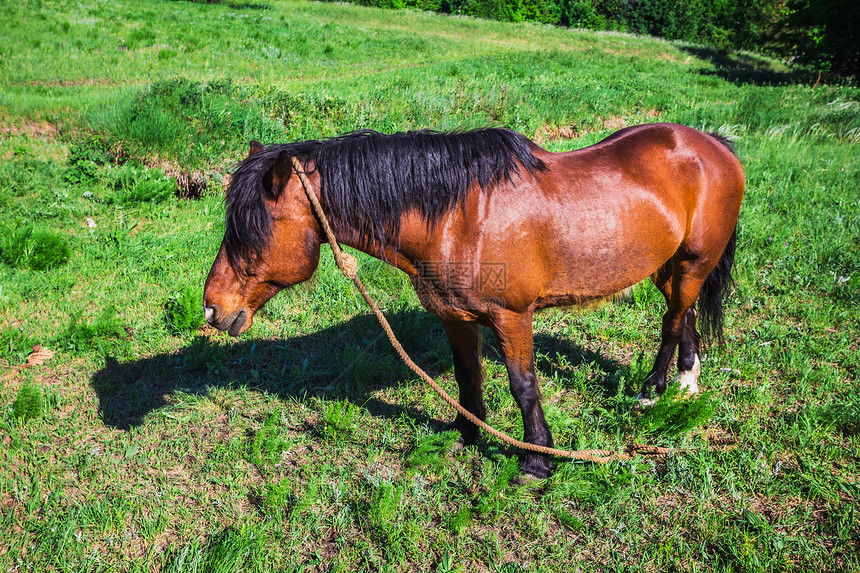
(91, 309), (627, 432)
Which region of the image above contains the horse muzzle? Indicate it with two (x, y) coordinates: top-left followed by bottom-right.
(203, 303), (250, 336)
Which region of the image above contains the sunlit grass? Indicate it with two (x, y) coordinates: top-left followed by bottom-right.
(0, 0), (858, 571)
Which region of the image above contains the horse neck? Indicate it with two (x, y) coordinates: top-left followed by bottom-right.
(334, 228), (410, 273)
(332, 213), (426, 276)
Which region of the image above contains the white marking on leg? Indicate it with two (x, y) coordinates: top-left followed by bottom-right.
(678, 354), (701, 395)
(635, 392), (656, 408)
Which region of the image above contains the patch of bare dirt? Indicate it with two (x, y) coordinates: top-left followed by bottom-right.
(533, 110), (662, 146)
(533, 125), (579, 146)
(0, 118), (59, 139)
(597, 110), (663, 132)
(601, 115), (629, 131)
(147, 159), (213, 199)
(1, 346), (56, 381)
(658, 52), (693, 64)
(595, 110), (662, 133)
(196, 323), (219, 337)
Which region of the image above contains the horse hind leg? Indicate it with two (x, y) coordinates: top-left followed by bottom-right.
(638, 261), (707, 405)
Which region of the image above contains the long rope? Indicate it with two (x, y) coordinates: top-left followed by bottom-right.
(290, 156), (729, 463)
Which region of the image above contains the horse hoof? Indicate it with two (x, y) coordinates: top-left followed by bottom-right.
(512, 472), (544, 485)
(518, 455), (553, 479)
(678, 375), (700, 395)
(448, 417), (480, 447)
(635, 392), (657, 409)
(667, 375), (699, 397)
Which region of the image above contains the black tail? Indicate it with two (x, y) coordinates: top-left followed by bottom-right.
(698, 227), (737, 346)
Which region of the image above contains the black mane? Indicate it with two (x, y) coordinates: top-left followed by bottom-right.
(223, 128), (547, 269)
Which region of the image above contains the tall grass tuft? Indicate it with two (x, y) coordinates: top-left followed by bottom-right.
(805, 395), (860, 436)
(339, 346), (390, 386)
(13, 382), (44, 423)
(249, 413), (294, 468)
(163, 526), (263, 573)
(107, 164), (176, 204)
(321, 400), (359, 443)
(406, 430), (460, 471)
(164, 286), (203, 334)
(0, 226), (71, 271)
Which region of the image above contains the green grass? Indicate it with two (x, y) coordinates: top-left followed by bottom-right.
(12, 381), (44, 423)
(1, 0), (858, 571)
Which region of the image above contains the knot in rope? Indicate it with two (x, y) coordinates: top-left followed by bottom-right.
(336, 250), (359, 279)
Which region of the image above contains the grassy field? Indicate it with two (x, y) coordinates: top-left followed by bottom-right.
(1, 0), (859, 571)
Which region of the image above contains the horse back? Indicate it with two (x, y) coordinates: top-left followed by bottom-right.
(400, 123), (743, 315)
(482, 124), (743, 309)
(542, 123), (743, 241)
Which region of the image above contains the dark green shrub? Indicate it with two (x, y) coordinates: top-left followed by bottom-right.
(0, 226), (71, 271)
(773, 0), (859, 78)
(13, 382), (44, 422)
(443, 0), (528, 21)
(65, 138), (112, 187)
(520, 0), (562, 23)
(334, 0), (826, 74)
(107, 164), (176, 204)
(164, 286), (203, 334)
(561, 0), (605, 28)
(620, 0), (717, 43)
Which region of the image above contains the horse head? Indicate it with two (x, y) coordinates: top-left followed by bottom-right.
(203, 142), (321, 336)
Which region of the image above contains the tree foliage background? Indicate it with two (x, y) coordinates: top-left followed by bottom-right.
(343, 0), (859, 79)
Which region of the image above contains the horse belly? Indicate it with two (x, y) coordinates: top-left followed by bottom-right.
(539, 196), (684, 304)
(410, 272), (481, 321)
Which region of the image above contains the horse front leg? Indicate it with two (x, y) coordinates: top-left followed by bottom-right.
(441, 319), (487, 446)
(488, 309), (554, 478)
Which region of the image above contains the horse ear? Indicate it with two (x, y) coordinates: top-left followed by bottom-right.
(266, 150), (295, 198)
(248, 140), (264, 157)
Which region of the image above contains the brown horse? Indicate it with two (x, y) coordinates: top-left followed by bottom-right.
(204, 123), (744, 478)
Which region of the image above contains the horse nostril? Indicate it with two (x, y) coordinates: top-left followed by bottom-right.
(203, 304), (218, 325)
